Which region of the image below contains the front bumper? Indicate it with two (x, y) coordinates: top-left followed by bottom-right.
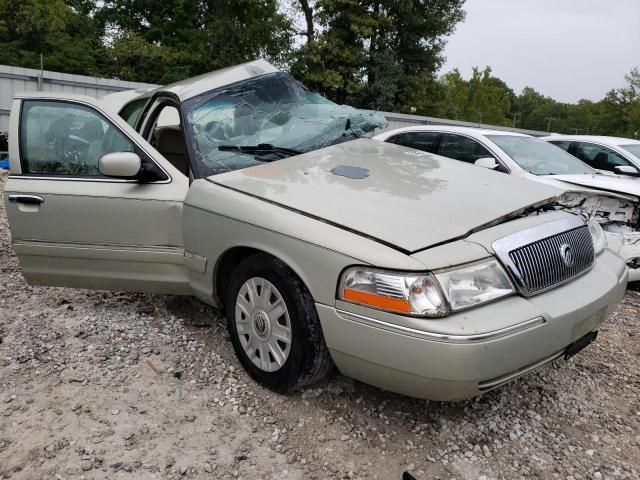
(317, 250), (628, 401)
(606, 231), (640, 282)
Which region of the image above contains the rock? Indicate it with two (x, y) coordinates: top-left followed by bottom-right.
(81, 460), (93, 471)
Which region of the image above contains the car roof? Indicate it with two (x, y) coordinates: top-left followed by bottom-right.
(542, 135), (640, 146)
(150, 59), (280, 102)
(374, 125), (530, 140)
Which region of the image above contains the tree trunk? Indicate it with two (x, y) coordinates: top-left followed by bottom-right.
(298, 0), (315, 44)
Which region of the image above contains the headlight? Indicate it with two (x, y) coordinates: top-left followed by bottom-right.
(436, 259), (514, 311)
(338, 267), (448, 317)
(587, 219), (607, 255)
(338, 260), (515, 317)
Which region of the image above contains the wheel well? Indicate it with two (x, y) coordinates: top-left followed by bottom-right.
(215, 247), (262, 306)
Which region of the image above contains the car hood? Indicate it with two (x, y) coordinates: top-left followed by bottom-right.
(209, 139), (563, 252)
(545, 174), (640, 201)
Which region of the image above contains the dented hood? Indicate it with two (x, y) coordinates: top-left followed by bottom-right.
(210, 139), (563, 252)
(546, 174), (640, 201)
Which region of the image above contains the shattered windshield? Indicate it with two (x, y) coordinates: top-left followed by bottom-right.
(183, 72), (387, 177)
(487, 135), (595, 175)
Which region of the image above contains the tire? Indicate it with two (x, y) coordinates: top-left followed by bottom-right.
(225, 253), (334, 391)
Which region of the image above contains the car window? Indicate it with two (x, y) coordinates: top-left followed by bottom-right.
(547, 140), (572, 152)
(182, 72), (386, 177)
(119, 98), (148, 128)
(20, 100), (135, 176)
(387, 132), (439, 153)
(437, 134), (495, 164)
(574, 142), (632, 172)
(620, 144), (640, 161)
(487, 135), (594, 175)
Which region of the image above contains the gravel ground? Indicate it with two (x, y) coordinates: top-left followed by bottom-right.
(0, 171), (639, 480)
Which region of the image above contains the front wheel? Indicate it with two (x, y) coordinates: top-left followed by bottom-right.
(225, 253), (334, 391)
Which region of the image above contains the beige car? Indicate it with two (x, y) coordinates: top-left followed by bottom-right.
(3, 60), (628, 401)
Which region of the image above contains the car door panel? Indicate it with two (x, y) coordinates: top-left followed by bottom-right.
(4, 93), (191, 294)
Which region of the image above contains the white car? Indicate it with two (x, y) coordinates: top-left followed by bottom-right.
(373, 126), (640, 281)
(542, 135), (640, 177)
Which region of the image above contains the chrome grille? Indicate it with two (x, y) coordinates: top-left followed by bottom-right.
(509, 226), (594, 294)
(492, 217), (595, 297)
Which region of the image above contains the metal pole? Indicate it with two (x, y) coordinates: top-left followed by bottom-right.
(38, 54), (44, 91)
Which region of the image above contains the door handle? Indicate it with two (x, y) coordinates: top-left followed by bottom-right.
(8, 195), (44, 205)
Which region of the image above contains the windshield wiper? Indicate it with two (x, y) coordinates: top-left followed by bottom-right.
(218, 143), (301, 157)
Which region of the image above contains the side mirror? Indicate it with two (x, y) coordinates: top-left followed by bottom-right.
(99, 152), (141, 179)
(475, 157), (499, 170)
(613, 165), (639, 177)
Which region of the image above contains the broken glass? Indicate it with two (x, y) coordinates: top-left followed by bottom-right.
(183, 72), (387, 177)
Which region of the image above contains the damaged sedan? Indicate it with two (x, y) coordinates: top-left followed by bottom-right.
(374, 126), (640, 281)
(3, 60), (628, 401)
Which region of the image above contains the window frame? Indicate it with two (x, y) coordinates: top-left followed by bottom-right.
(118, 97), (150, 129)
(435, 132), (511, 173)
(137, 93), (196, 179)
(17, 98), (171, 183)
(386, 131), (442, 153)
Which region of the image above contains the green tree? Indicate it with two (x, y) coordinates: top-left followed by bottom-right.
(99, 0), (293, 83)
(0, 0), (105, 75)
(436, 67), (511, 125)
(290, 0), (465, 112)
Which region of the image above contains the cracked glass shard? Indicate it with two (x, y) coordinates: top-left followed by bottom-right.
(184, 72), (387, 177)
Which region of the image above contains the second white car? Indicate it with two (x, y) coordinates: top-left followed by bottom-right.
(374, 126), (640, 281)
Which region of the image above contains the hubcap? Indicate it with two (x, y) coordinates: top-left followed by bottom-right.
(235, 277), (292, 372)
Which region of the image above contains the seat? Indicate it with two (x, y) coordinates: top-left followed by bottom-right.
(154, 126), (189, 176)
(592, 152), (609, 170)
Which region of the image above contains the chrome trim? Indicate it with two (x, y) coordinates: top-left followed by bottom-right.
(492, 216), (593, 296)
(336, 308), (545, 344)
(8, 175), (141, 183)
(8, 194), (44, 204)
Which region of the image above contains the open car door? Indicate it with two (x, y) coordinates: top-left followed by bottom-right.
(3, 92), (191, 294)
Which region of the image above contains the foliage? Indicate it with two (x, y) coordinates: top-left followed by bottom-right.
(0, 0), (105, 75)
(436, 67), (511, 126)
(432, 66), (639, 137)
(0, 0), (636, 137)
(290, 0), (465, 111)
(98, 0), (293, 84)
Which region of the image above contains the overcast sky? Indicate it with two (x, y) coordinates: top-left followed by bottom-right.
(441, 0), (640, 103)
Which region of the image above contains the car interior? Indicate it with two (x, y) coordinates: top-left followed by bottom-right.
(144, 104), (191, 178)
(151, 125), (189, 176)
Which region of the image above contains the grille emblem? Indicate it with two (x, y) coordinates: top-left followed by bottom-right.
(560, 243), (574, 268)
